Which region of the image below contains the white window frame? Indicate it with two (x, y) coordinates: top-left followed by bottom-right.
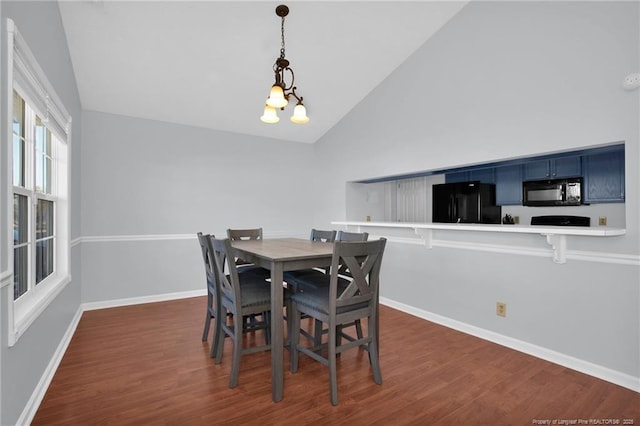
(4, 19), (71, 347)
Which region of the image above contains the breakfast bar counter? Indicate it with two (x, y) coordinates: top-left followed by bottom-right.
(332, 221), (627, 264)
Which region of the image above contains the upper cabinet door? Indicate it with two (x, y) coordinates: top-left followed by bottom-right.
(495, 164), (523, 206)
(583, 148), (625, 203)
(469, 168), (496, 184)
(445, 171), (469, 183)
(445, 168), (495, 184)
(524, 156), (582, 180)
(553, 156), (582, 178)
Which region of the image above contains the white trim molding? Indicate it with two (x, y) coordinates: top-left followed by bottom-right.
(82, 289), (206, 311)
(6, 19), (73, 347)
(0, 270), (12, 289)
(78, 230), (306, 245)
(380, 297), (640, 393)
(17, 306), (83, 426)
(81, 233), (197, 243)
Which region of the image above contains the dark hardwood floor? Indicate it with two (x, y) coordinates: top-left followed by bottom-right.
(33, 297), (639, 425)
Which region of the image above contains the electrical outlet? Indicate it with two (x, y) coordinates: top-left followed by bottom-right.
(599, 216), (607, 226)
(496, 302), (507, 317)
(623, 73), (640, 90)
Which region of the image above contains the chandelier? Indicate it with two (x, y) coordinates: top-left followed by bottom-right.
(260, 4), (309, 124)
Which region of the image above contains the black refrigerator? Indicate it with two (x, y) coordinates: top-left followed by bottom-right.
(432, 181), (502, 224)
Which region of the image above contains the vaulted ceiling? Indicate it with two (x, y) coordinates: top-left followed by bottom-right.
(58, 1), (468, 143)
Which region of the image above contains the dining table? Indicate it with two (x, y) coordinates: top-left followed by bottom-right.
(230, 237), (334, 402)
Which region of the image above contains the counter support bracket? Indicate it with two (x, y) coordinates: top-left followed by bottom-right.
(543, 234), (567, 264)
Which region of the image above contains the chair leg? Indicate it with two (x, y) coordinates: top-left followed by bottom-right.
(210, 309), (223, 359)
(328, 322), (339, 406)
(289, 304), (301, 373)
(263, 311), (271, 345)
(313, 319), (323, 347)
(214, 308), (227, 364)
(368, 314), (382, 385)
(229, 313), (243, 388)
(202, 311), (211, 341)
(355, 319), (363, 340)
(202, 294), (213, 341)
(285, 297), (293, 348)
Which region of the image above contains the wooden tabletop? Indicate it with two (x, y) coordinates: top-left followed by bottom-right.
(231, 238), (333, 261)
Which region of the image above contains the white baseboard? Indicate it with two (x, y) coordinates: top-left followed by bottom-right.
(17, 306), (84, 426)
(380, 296), (640, 393)
(82, 289), (206, 311)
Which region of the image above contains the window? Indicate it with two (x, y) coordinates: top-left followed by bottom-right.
(6, 20), (71, 346)
(13, 92), (58, 299)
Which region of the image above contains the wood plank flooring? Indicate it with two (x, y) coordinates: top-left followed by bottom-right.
(33, 297), (639, 425)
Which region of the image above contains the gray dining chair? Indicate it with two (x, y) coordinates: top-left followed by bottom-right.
(285, 230), (367, 291)
(289, 238), (387, 405)
(286, 230), (369, 345)
(226, 228), (271, 278)
(197, 232), (219, 343)
(283, 229), (337, 344)
(197, 231), (275, 357)
(207, 236), (273, 388)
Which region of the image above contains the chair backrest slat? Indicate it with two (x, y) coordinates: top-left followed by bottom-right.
(329, 239), (386, 311)
(197, 232), (216, 289)
(227, 228), (263, 241)
(227, 228), (263, 265)
(334, 231), (369, 277)
(208, 236), (242, 309)
(310, 229), (337, 243)
(336, 230), (368, 242)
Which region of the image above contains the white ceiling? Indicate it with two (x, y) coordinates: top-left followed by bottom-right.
(58, 1), (468, 143)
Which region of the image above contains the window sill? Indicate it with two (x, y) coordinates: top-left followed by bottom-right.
(9, 273), (71, 347)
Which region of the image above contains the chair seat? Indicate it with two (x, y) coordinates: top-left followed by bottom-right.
(284, 269), (324, 291)
(290, 285), (367, 316)
(222, 276), (271, 310)
(237, 265), (271, 278)
(286, 271), (350, 292)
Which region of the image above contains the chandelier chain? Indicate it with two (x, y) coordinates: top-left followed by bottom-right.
(280, 16), (286, 59)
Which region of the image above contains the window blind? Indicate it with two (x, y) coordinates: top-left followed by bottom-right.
(9, 19), (71, 142)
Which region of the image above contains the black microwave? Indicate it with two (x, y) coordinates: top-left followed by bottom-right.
(522, 177), (583, 206)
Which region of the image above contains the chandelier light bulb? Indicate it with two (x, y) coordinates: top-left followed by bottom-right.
(266, 85), (288, 108)
(290, 102), (309, 124)
(260, 105), (280, 123)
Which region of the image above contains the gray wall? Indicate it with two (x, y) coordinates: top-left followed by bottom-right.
(313, 1), (639, 378)
(80, 111), (315, 303)
(0, 2), (82, 425)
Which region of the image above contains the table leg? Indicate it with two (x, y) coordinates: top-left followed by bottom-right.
(270, 261), (284, 402)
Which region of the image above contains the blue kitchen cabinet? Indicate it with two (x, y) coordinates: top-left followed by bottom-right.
(445, 171), (469, 183)
(524, 155), (582, 180)
(583, 148), (625, 203)
(470, 168), (496, 184)
(495, 164), (523, 205)
(446, 168), (495, 184)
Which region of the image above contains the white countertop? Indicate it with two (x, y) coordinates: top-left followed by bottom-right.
(332, 221), (626, 237)
(332, 221), (627, 264)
